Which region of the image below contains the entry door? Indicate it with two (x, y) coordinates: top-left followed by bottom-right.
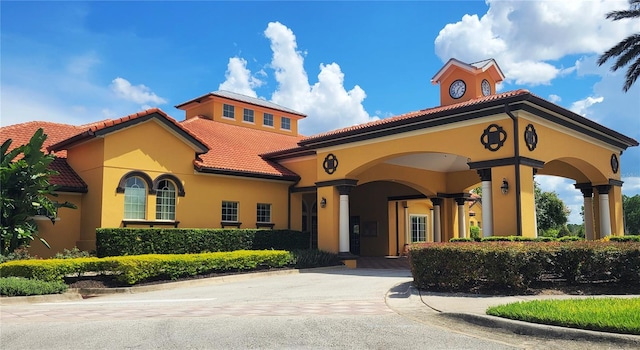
(349, 215), (360, 255)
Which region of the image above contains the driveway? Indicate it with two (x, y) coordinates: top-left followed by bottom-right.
(1, 267), (633, 349)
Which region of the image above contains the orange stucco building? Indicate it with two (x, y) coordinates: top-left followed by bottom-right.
(2, 59), (637, 258)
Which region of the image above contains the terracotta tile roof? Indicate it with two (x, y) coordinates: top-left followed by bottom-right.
(0, 122), (88, 191)
(49, 157), (88, 192)
(48, 108), (209, 153)
(0, 121), (82, 158)
(181, 116), (303, 179)
(302, 90), (532, 143)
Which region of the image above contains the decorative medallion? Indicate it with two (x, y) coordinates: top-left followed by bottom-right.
(480, 124), (507, 152)
(611, 153), (619, 174)
(323, 153), (339, 175)
(524, 124), (538, 151)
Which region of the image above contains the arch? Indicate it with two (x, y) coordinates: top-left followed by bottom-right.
(116, 171), (154, 194)
(153, 173), (186, 197)
(346, 151), (472, 180)
(538, 157), (607, 184)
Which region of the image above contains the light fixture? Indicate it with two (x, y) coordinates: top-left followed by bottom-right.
(501, 178), (509, 194)
(320, 197), (327, 208)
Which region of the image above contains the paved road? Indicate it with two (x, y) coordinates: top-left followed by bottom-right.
(0, 268), (632, 349)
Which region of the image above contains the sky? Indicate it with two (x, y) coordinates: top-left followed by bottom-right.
(1, 1), (639, 224)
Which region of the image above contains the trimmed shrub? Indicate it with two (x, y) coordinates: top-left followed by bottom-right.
(610, 235), (640, 242)
(0, 250), (292, 285)
(450, 238), (473, 242)
(96, 228), (310, 257)
(291, 249), (342, 268)
(410, 241), (640, 293)
(0, 277), (68, 296)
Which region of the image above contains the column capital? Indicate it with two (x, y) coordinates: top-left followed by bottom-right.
(336, 185), (355, 195)
(430, 197), (443, 206)
(595, 185), (612, 195)
(477, 169), (492, 182)
(455, 198), (467, 206)
(575, 183), (594, 197)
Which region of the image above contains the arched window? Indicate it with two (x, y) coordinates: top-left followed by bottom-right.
(156, 179), (176, 221)
(124, 177), (147, 219)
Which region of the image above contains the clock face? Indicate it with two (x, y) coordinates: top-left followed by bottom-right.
(481, 79), (491, 96)
(449, 80), (466, 99)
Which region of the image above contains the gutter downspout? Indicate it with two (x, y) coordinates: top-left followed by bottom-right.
(504, 104), (523, 236)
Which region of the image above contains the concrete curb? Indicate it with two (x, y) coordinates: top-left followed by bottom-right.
(0, 290), (83, 305)
(440, 312), (640, 346)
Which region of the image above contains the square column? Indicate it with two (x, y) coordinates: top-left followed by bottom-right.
(596, 185), (612, 237)
(575, 183), (594, 240)
(477, 169), (493, 237)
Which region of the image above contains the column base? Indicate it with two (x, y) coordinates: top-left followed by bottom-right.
(338, 252), (359, 268)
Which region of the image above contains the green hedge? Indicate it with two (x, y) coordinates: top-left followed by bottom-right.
(449, 235), (580, 243)
(610, 235), (640, 242)
(0, 277), (68, 296)
(410, 241), (640, 293)
(96, 228), (309, 257)
(0, 250), (292, 285)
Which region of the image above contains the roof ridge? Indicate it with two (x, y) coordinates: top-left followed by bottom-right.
(304, 89), (531, 141)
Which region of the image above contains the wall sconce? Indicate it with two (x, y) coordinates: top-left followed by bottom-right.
(320, 197), (327, 208)
(501, 178), (509, 194)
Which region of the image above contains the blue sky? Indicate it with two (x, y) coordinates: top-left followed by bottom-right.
(2, 1), (639, 224)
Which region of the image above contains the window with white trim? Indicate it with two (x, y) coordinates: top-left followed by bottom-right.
(124, 177), (146, 219)
(256, 203), (271, 223)
(263, 113), (273, 127)
(222, 201), (239, 222)
(281, 117), (291, 130)
(223, 104), (235, 119)
(243, 108), (254, 123)
(155, 180), (176, 220)
(410, 215), (427, 242)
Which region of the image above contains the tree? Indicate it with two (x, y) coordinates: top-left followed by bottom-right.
(1, 128), (76, 255)
(623, 194), (640, 234)
(535, 181), (570, 233)
(597, 0), (640, 92)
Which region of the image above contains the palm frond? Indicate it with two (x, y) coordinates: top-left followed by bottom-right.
(623, 58), (640, 92)
(597, 34), (640, 66)
(612, 36), (640, 71)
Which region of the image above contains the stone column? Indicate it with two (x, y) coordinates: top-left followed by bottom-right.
(575, 184), (594, 240)
(477, 169), (493, 237)
(455, 198), (467, 239)
(431, 198), (443, 242)
(336, 185), (353, 255)
(596, 185), (612, 237)
(430, 208), (435, 242)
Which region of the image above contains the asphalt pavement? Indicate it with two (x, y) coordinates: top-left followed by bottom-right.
(1, 266), (639, 349)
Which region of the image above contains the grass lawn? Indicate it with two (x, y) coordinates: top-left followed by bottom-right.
(486, 297), (640, 335)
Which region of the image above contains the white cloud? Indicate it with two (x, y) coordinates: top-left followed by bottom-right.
(218, 57), (263, 97)
(110, 77), (167, 105)
(434, 0), (637, 85)
(622, 177), (640, 196)
(217, 21), (377, 135)
(570, 96), (604, 116)
(548, 94), (562, 103)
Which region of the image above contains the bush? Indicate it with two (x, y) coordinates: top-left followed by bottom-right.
(291, 249), (342, 268)
(470, 226), (480, 240)
(96, 228), (310, 257)
(450, 238), (473, 242)
(0, 277), (68, 296)
(0, 247), (36, 263)
(410, 241), (640, 293)
(610, 235), (640, 242)
(0, 250), (292, 285)
(54, 247), (92, 259)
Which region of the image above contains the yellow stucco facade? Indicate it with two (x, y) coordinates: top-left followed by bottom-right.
(10, 59), (636, 258)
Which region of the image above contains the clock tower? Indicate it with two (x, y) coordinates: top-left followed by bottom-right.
(431, 58), (505, 106)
